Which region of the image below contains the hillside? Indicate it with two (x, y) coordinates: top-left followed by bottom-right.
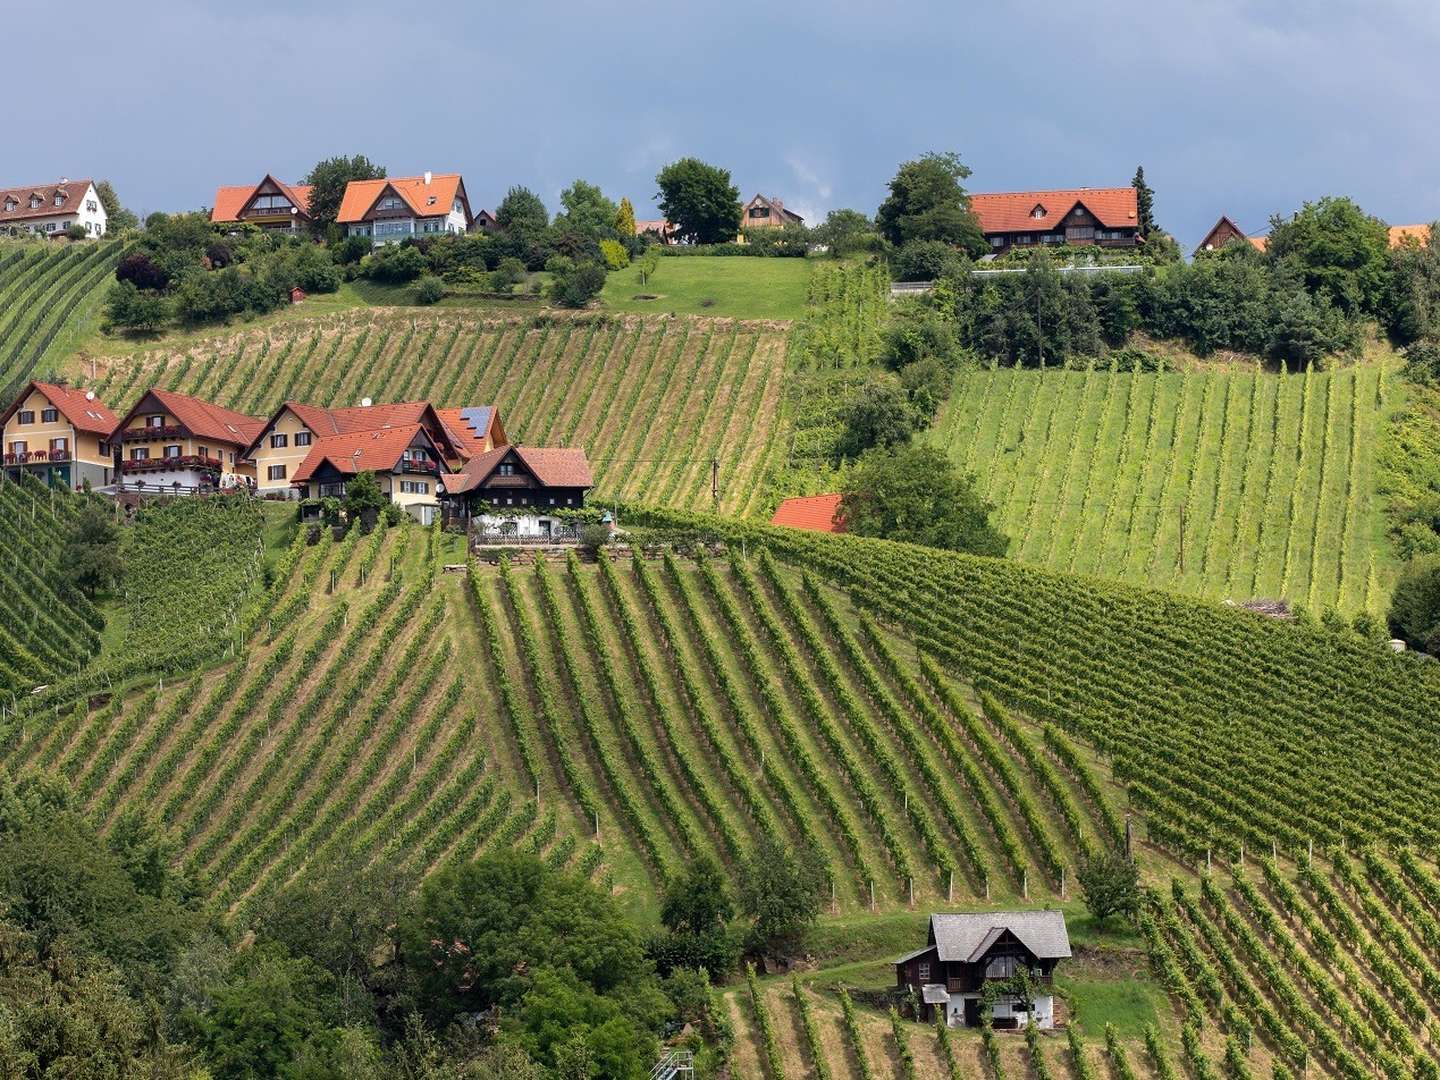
(0, 237), (129, 399)
(927, 361), (1396, 613)
(81, 310), (790, 516)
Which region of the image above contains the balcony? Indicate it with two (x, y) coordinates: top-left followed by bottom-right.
(4, 449), (70, 465)
(123, 454), (222, 475)
(400, 459), (438, 475)
(123, 425), (182, 441)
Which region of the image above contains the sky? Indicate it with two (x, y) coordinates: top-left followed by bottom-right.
(7, 0), (1439, 248)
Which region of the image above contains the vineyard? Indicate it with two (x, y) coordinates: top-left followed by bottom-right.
(0, 476), (105, 697)
(0, 238), (129, 401)
(81, 310), (790, 516)
(927, 362), (1393, 613)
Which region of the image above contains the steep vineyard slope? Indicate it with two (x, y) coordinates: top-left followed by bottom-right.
(84, 311), (790, 516)
(927, 362), (1393, 613)
(0, 476), (105, 696)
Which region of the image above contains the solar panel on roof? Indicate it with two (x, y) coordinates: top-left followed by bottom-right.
(458, 406), (492, 435)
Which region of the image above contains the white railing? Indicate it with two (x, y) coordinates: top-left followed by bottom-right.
(650, 1049), (694, 1080)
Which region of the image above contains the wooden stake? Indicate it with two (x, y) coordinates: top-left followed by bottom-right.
(869, 880), (875, 911)
(1060, 867), (1066, 900)
(1022, 869), (1029, 900)
(908, 877), (914, 906)
(1206, 848), (1212, 872)
(594, 811), (600, 839)
(947, 870), (954, 904)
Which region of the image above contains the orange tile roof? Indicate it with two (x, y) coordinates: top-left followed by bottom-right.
(769, 494), (845, 533)
(290, 424), (435, 483)
(210, 175), (313, 223)
(337, 174), (466, 224)
(443, 445), (593, 494)
(1389, 224), (1432, 248)
(969, 187), (1138, 235)
(1249, 235), (1269, 253)
(1, 381), (118, 435)
(435, 406), (506, 454)
(118, 388), (265, 447)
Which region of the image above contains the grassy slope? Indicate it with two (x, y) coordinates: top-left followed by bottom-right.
(926, 361), (1397, 613)
(600, 255), (813, 319)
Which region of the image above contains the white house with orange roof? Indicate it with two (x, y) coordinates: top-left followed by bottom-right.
(337, 172), (473, 246)
(1, 381), (119, 489)
(210, 174), (314, 233)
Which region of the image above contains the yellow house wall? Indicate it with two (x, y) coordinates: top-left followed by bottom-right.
(2, 389), (111, 465)
(120, 411), (254, 478)
(249, 408), (316, 493)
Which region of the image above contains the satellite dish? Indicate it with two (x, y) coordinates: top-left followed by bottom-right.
(361, 397), (372, 407)
(84, 390), (95, 400)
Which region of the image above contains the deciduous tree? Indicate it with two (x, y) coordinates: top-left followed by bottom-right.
(876, 152), (986, 256)
(840, 444), (1008, 555)
(302, 155), (386, 232)
(1076, 850), (1140, 926)
(654, 158), (742, 245)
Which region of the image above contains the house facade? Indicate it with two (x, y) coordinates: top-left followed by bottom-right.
(970, 188), (1139, 254)
(896, 912), (1071, 1029)
(1194, 215), (1252, 255)
(290, 424), (450, 525)
(112, 389), (263, 492)
(338, 172), (472, 246)
(439, 444), (593, 539)
(0, 179), (108, 238)
(211, 174), (314, 233)
(1, 381), (118, 490)
(742, 194), (804, 231)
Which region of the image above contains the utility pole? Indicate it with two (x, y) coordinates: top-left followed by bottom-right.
(710, 457), (719, 508)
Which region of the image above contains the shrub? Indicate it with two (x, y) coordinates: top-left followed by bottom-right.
(362, 243), (426, 284)
(492, 257), (528, 290)
(414, 275), (445, 305)
(579, 523), (611, 553)
(600, 239), (630, 270)
(65, 223), (88, 241)
(1388, 554), (1440, 654)
(115, 251), (170, 291)
(893, 239), (965, 282)
(103, 280), (170, 332)
(332, 235), (372, 266)
(551, 263), (607, 309)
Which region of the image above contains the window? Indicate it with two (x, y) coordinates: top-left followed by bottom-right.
(267, 464), (287, 481)
(130, 447), (149, 461)
(45, 222), (56, 232)
(41, 407), (57, 423)
(548, 496), (556, 505)
(3, 198), (15, 211)
(379, 195), (404, 211)
(294, 431), (311, 446)
(229, 452), (235, 464)
(147, 415), (164, 428)
(50, 438), (68, 453)
(985, 955), (1018, 979)
(1073, 207), (1086, 218)
(164, 445), (181, 459)
(98, 441), (110, 456)
(198, 446), (209, 459)
(989, 236), (1004, 247)
(250, 195), (294, 212)
(1016, 234), (1033, 245)
(17, 410), (33, 424)
(498, 462), (515, 476)
(270, 433), (288, 449)
(749, 206), (770, 219)
(1067, 226), (1095, 241)
(400, 479), (428, 494)
(86, 199), (97, 212)
(54, 194), (65, 207)
(1032, 207), (1046, 219)
(9, 441), (26, 454)
(565, 496), (574, 506)
(29, 195), (41, 209)
(917, 962), (931, 981)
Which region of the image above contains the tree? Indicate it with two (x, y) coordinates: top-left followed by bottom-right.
(1389, 554), (1440, 654)
(654, 158), (742, 245)
(839, 444), (1009, 555)
(614, 197), (637, 240)
(302, 155), (385, 232)
(64, 502), (122, 598)
(554, 180), (618, 240)
(1131, 166), (1156, 238)
(876, 152), (986, 256)
(343, 471), (388, 520)
(1265, 196), (1391, 317)
(495, 187), (550, 236)
(103, 279), (170, 332)
(738, 836), (826, 956)
(835, 375), (918, 459)
(812, 209), (876, 257)
(1076, 850), (1140, 927)
(94, 179), (139, 232)
(893, 239), (966, 282)
(116, 250), (170, 291)
(652, 856), (739, 977)
(549, 260), (606, 308)
(415, 274), (445, 304)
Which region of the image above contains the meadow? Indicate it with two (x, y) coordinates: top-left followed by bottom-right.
(927, 362), (1393, 613)
(599, 254), (813, 319)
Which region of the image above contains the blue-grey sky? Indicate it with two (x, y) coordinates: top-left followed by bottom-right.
(8, 1), (1438, 247)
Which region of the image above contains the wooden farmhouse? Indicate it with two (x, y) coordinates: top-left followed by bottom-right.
(210, 174), (314, 233)
(742, 194), (805, 231)
(896, 911), (1071, 1028)
(1194, 215), (1253, 255)
(969, 188), (1139, 255)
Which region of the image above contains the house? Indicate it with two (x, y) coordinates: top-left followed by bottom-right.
(242, 400), (471, 498)
(1, 381), (119, 490)
(338, 172), (473, 246)
(111, 388), (264, 492)
(969, 188), (1139, 254)
(438, 444), (593, 538)
(770, 494), (845, 534)
(1194, 215), (1254, 256)
(434, 406), (508, 458)
(289, 424), (451, 525)
(896, 911), (1071, 1029)
(210, 174), (314, 233)
(473, 209), (499, 232)
(1389, 224), (1433, 248)
(635, 219), (678, 246)
(742, 194), (804, 231)
(0, 179), (107, 238)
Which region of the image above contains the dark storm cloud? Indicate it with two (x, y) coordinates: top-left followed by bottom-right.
(6, 0), (1438, 246)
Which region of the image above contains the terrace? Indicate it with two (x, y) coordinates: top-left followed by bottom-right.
(3, 448), (70, 464)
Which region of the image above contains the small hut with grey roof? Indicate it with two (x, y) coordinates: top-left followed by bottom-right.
(895, 911), (1071, 1028)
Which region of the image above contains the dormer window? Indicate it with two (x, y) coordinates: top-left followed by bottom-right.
(29, 195), (42, 209)
(1031, 206), (1046, 219)
(54, 193), (66, 207)
(427, 195), (437, 206)
(3, 198), (15, 212)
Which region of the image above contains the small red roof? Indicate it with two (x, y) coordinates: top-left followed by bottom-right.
(1390, 224), (1432, 248)
(1, 381), (117, 435)
(969, 188), (1138, 235)
(117, 388), (265, 447)
(770, 494), (845, 534)
(210, 175), (313, 223)
(337, 174), (466, 223)
(290, 424), (436, 483)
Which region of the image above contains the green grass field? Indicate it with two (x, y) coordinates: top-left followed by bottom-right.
(926, 362), (1394, 613)
(600, 255), (813, 319)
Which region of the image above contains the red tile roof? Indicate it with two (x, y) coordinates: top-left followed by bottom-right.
(0, 179), (97, 224)
(118, 388), (265, 447)
(435, 406), (507, 455)
(210, 175), (313, 223)
(337, 174), (467, 223)
(1390, 224), (1433, 248)
(290, 424), (435, 483)
(0, 381), (117, 435)
(769, 494), (845, 533)
(443, 445), (593, 494)
(969, 188), (1138, 235)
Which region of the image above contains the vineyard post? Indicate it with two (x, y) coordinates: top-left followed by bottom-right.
(1206, 848), (1211, 872)
(1178, 502), (1187, 574)
(1124, 816), (1133, 858)
(1238, 842), (1244, 868)
(948, 871), (954, 903)
(831, 880), (836, 914)
(908, 877), (914, 907)
(594, 810), (600, 839)
(869, 880), (875, 911)
(1307, 838), (1312, 867)
(1272, 839), (1278, 860)
(1022, 869), (1028, 900)
(1060, 867), (1066, 900)
(711, 457), (719, 508)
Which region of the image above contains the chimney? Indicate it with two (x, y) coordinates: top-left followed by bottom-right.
(424, 171), (432, 186)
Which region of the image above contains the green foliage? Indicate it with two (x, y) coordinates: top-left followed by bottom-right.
(614, 196), (637, 240)
(341, 470), (387, 520)
(599, 238), (630, 270)
(1266, 196), (1391, 317)
(1382, 227), (1440, 343)
(812, 208), (879, 257)
(549, 259), (607, 308)
(104, 278), (170, 331)
(1388, 553), (1440, 653)
(63, 500), (122, 597)
(876, 151), (986, 256)
(655, 157), (743, 245)
(840, 443), (1008, 555)
(1077, 850), (1141, 925)
(739, 835), (826, 956)
(835, 373), (919, 458)
(894, 238), (968, 281)
(414, 274), (445, 304)
(554, 179), (619, 241)
(95, 179), (139, 232)
(362, 243), (427, 284)
(302, 154), (386, 231)
(1132, 166), (1156, 238)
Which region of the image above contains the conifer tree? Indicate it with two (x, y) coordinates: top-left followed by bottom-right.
(615, 197), (637, 239)
(1132, 165), (1156, 238)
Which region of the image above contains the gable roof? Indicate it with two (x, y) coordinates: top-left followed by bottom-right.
(337, 174), (468, 223)
(924, 911), (1071, 963)
(1194, 215), (1249, 254)
(745, 194), (805, 225)
(210, 174), (314, 223)
(770, 494), (845, 533)
(442, 444), (593, 494)
(969, 188), (1138, 235)
(242, 400), (454, 458)
(435, 405), (507, 455)
(0, 179), (96, 223)
(118, 388), (265, 446)
(1, 381), (117, 435)
(290, 423), (441, 483)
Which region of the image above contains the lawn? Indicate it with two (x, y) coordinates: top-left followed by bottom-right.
(1056, 973), (1165, 1040)
(600, 256), (813, 320)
